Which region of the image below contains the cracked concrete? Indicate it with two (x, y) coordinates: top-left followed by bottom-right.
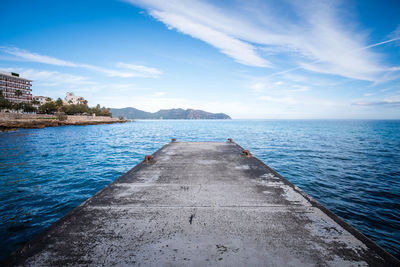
(3, 141), (399, 266)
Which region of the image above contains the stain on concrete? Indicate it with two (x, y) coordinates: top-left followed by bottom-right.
(189, 214), (195, 224)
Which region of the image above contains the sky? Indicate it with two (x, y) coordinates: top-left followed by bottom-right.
(0, 0), (399, 119)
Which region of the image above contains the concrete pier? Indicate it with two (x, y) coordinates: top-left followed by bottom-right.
(4, 141), (399, 266)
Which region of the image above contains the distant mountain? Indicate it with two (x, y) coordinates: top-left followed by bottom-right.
(111, 107), (231, 120)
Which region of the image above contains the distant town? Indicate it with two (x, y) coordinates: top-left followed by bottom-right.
(1, 70), (231, 120)
(0, 70), (111, 116)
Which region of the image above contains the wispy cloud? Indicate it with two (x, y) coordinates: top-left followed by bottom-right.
(388, 25), (400, 46)
(0, 67), (94, 86)
(78, 82), (145, 95)
(2, 47), (78, 67)
(259, 95), (298, 105)
(0, 47), (162, 78)
(116, 62), (162, 78)
(1, 66), (153, 106)
(1, 66), (147, 93)
(153, 91), (167, 97)
(148, 10), (270, 67)
(353, 95), (400, 107)
(250, 82), (267, 93)
(249, 79), (310, 94)
(290, 85), (310, 92)
(126, 0), (399, 82)
(125, 0), (272, 67)
(353, 101), (400, 106)
(249, 79), (309, 106)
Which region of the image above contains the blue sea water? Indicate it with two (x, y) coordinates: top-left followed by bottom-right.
(0, 120), (399, 260)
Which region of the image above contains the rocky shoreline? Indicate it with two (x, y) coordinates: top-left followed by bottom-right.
(0, 114), (127, 132)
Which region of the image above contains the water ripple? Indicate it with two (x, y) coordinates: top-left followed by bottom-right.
(0, 120), (399, 260)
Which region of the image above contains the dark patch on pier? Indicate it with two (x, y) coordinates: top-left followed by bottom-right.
(189, 214), (195, 224)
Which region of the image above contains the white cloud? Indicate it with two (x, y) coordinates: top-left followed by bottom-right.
(259, 95), (298, 105)
(96, 95), (193, 111)
(147, 10), (270, 67)
(353, 95), (400, 106)
(249, 78), (309, 95)
(1, 47), (162, 78)
(79, 83), (144, 94)
(126, 0), (399, 82)
(250, 82), (267, 93)
(249, 80), (286, 93)
(388, 25), (400, 46)
(290, 85), (310, 92)
(1, 67), (148, 105)
(0, 67), (93, 86)
(116, 62), (162, 77)
(281, 73), (309, 83)
(1, 47), (77, 67)
(153, 91), (166, 97)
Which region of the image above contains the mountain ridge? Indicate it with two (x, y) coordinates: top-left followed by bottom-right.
(111, 107), (231, 120)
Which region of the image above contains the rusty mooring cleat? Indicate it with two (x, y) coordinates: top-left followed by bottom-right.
(144, 155), (154, 163)
(171, 138), (176, 143)
(242, 150), (251, 157)
(228, 138), (233, 143)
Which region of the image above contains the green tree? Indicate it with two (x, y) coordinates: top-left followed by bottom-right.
(0, 90), (11, 110)
(39, 101), (57, 114)
(54, 101), (112, 117)
(55, 112), (67, 121)
(0, 97), (12, 110)
(89, 104), (111, 117)
(22, 103), (37, 113)
(76, 104), (89, 114)
(100, 107), (111, 117)
(12, 102), (23, 111)
(15, 89), (22, 100)
(31, 99), (40, 106)
(90, 104), (101, 116)
(55, 98), (64, 109)
(61, 103), (90, 115)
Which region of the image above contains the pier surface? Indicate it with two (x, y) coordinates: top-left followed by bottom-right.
(4, 142), (398, 266)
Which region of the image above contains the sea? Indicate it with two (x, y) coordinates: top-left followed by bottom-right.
(0, 120), (399, 260)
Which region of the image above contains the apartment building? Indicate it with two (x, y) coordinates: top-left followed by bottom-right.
(33, 96), (51, 106)
(65, 92), (85, 105)
(0, 71), (32, 103)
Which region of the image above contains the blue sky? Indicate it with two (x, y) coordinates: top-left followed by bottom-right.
(0, 0), (399, 119)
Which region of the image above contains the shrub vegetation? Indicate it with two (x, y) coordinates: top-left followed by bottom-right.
(0, 90), (112, 117)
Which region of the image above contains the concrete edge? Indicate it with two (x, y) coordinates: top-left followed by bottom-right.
(1, 142), (172, 266)
(231, 141), (400, 265)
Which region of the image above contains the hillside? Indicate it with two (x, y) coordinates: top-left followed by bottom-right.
(111, 107), (231, 120)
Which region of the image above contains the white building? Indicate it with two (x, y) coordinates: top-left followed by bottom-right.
(0, 71), (33, 103)
(33, 96), (51, 106)
(65, 92), (85, 105)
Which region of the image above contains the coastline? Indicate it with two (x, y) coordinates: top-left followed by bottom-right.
(0, 113), (127, 131)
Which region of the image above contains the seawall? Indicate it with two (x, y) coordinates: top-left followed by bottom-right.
(0, 113), (127, 131)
